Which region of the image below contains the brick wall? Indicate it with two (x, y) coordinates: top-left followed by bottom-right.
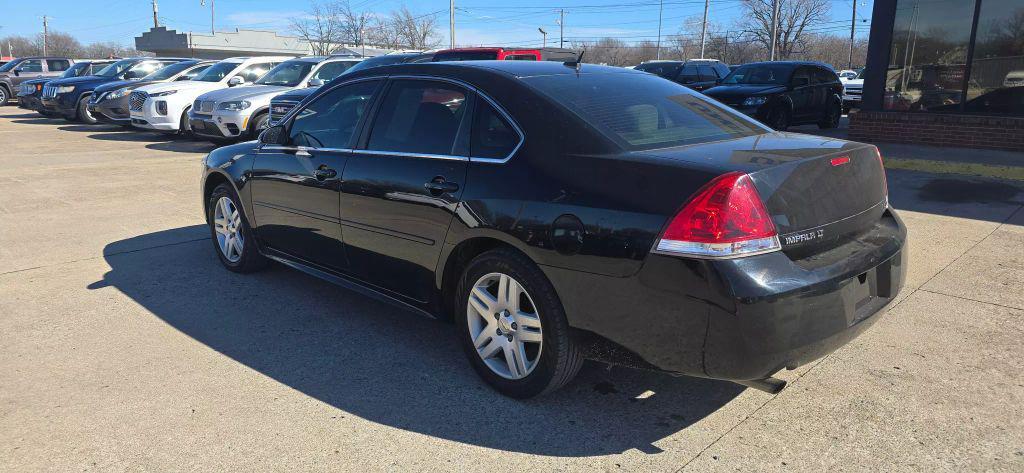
(848, 111), (1024, 151)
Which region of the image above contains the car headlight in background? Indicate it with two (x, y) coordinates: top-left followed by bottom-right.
(55, 85), (75, 94)
(742, 96), (768, 107)
(106, 87), (133, 100)
(218, 100), (251, 111)
(150, 89), (178, 97)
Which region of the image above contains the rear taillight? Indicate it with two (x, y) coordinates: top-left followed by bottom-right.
(874, 146), (888, 197)
(655, 172), (780, 258)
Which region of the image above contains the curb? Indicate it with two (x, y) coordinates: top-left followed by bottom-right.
(884, 158), (1024, 182)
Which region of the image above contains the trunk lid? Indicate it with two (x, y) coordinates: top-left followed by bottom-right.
(638, 132), (887, 252)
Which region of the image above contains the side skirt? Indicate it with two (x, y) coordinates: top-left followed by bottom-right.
(261, 250), (438, 321)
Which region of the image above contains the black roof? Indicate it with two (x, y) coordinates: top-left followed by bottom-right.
(736, 60), (834, 69)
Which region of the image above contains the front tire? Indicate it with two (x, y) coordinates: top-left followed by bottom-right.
(818, 98), (842, 129)
(0, 87), (9, 105)
(766, 106), (790, 131)
(456, 248), (583, 398)
(248, 112), (269, 139)
(77, 96), (98, 124)
(206, 183), (267, 273)
(178, 107), (192, 136)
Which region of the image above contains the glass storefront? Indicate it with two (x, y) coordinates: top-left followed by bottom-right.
(884, 0), (1024, 115)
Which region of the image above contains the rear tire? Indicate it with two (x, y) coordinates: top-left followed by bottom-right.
(206, 183), (267, 273)
(818, 99), (842, 129)
(456, 248), (583, 398)
(0, 87), (9, 105)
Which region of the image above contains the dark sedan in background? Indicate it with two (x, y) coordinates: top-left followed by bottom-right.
(17, 60), (117, 115)
(201, 61), (905, 398)
(705, 61), (844, 130)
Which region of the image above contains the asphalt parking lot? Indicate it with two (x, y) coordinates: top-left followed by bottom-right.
(1, 106), (1022, 471)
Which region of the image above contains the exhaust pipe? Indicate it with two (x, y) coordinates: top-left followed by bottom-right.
(735, 377), (787, 394)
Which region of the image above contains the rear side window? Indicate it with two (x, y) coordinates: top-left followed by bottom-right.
(471, 101), (519, 159)
(46, 59), (70, 71)
(288, 80), (379, 149)
(526, 72), (765, 151)
(813, 67), (838, 84)
(637, 63), (678, 79)
(367, 80), (469, 156)
(505, 54), (537, 61)
(697, 65), (717, 81)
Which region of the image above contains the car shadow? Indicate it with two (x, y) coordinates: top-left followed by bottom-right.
(12, 117), (67, 125)
(88, 226), (745, 457)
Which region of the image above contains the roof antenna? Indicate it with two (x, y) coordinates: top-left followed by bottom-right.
(563, 50), (585, 72)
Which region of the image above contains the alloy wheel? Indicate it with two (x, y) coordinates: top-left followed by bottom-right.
(466, 272), (543, 380)
(212, 196), (244, 263)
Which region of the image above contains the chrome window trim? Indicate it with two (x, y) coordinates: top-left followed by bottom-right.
(351, 149), (469, 162)
(259, 145), (352, 154)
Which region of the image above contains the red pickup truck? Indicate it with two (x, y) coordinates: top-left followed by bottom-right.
(432, 47), (578, 62)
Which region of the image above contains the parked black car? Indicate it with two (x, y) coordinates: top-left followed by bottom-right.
(89, 60), (214, 126)
(41, 57), (188, 123)
(0, 56), (74, 105)
(704, 61), (843, 130)
(17, 60), (117, 115)
(633, 59), (731, 91)
(201, 61), (905, 398)
(268, 52), (434, 125)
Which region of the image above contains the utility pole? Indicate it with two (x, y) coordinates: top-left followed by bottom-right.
(200, 0), (214, 34)
(848, 0), (857, 69)
(656, 0), (663, 60)
(558, 9), (565, 48)
(450, 0), (455, 48)
(538, 27), (548, 47)
(42, 15), (48, 56)
(151, 0), (159, 28)
(768, 0), (779, 61)
(699, 0), (710, 59)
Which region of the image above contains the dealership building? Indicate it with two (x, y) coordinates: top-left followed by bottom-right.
(853, 0), (1024, 151)
(134, 26), (392, 60)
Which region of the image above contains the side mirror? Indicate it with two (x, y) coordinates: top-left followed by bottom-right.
(12, 69), (20, 76)
(307, 78), (324, 87)
(259, 125), (287, 145)
(228, 76), (245, 87)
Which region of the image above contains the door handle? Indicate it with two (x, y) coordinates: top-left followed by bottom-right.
(424, 177), (459, 194)
(314, 167), (337, 180)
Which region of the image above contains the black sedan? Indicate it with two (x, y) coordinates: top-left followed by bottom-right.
(200, 61), (906, 398)
(704, 61), (844, 131)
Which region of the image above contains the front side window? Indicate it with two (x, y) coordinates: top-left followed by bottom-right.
(697, 65), (717, 81)
(46, 59), (70, 71)
(61, 63), (89, 78)
(288, 80), (380, 149)
(96, 59), (136, 78)
(963, 0), (1024, 115)
(471, 101), (519, 159)
(366, 80), (469, 155)
(17, 60), (43, 73)
(256, 61), (316, 87)
(791, 67), (812, 87)
(193, 62), (240, 82)
(143, 62), (196, 81)
(884, 0), (975, 111)
(677, 64), (700, 84)
(526, 72), (765, 151)
(311, 61), (358, 82)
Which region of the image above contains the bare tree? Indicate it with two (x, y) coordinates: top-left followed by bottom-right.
(339, 1), (372, 46)
(390, 6), (441, 50)
(37, 32), (82, 58)
(290, 1), (344, 55)
(738, 0), (830, 60)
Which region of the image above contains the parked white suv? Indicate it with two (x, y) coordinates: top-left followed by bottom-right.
(129, 56), (292, 134)
(188, 55), (363, 142)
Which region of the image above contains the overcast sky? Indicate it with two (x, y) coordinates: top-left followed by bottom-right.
(1, 0), (873, 48)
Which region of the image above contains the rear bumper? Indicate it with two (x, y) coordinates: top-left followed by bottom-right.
(543, 208), (908, 382)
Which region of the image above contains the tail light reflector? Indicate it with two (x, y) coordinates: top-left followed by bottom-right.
(655, 172), (780, 258)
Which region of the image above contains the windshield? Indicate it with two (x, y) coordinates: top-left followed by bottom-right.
(0, 59), (21, 73)
(143, 62), (195, 81)
(720, 64), (792, 85)
(61, 63), (90, 78)
(855, 68), (866, 79)
(255, 60), (316, 87)
(96, 59), (137, 78)
(526, 72), (765, 151)
(193, 62), (239, 82)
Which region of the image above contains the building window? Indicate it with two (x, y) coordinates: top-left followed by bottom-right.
(964, 0), (1024, 115)
(884, 0), (976, 112)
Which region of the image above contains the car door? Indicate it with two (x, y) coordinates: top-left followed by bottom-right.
(788, 66), (813, 121)
(249, 79), (383, 271)
(696, 64), (719, 91)
(340, 78), (472, 302)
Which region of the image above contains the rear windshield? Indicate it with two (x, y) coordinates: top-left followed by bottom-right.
(525, 72), (766, 151)
(434, 51), (498, 61)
